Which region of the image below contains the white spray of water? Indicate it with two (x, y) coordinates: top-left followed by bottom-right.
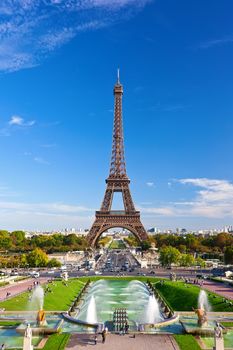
(144, 295), (162, 323)
(86, 295), (97, 324)
(30, 285), (44, 310)
(198, 290), (211, 312)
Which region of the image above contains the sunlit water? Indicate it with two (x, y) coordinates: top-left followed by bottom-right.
(198, 290), (211, 312)
(76, 280), (163, 325)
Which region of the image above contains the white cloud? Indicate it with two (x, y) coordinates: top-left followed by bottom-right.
(198, 36), (233, 49)
(40, 143), (56, 148)
(34, 157), (50, 165)
(0, 199), (94, 230)
(0, 199), (95, 230)
(9, 115), (35, 127)
(9, 116), (24, 126)
(139, 178), (233, 219)
(146, 182), (154, 187)
(0, 0), (151, 72)
(178, 178), (233, 204)
(140, 206), (175, 216)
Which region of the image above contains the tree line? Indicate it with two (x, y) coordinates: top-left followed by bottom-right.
(0, 230), (88, 253)
(0, 248), (61, 268)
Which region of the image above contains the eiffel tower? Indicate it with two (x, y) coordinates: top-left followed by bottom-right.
(86, 71), (148, 247)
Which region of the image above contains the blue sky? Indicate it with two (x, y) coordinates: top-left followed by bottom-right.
(0, 0), (233, 231)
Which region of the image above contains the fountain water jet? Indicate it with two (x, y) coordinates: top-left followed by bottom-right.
(198, 290), (211, 312)
(86, 295), (97, 324)
(144, 295), (162, 324)
(193, 290), (210, 328)
(30, 285), (47, 327)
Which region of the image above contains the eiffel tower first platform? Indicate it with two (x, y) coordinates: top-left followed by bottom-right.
(86, 71), (148, 247)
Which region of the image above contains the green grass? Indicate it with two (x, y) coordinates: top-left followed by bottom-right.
(1, 276), (232, 313)
(0, 320), (21, 326)
(174, 335), (201, 350)
(42, 333), (70, 350)
(0, 278), (88, 311)
(221, 321), (233, 327)
(0, 276), (160, 311)
(0, 281), (9, 287)
(154, 280), (233, 312)
(109, 239), (126, 249)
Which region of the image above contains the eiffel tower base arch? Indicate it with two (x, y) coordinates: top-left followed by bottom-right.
(86, 211), (148, 247)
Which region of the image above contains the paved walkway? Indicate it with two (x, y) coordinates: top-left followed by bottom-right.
(0, 278), (49, 302)
(66, 334), (179, 350)
(204, 280), (233, 300)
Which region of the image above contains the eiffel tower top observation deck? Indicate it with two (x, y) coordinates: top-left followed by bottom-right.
(86, 71), (148, 247)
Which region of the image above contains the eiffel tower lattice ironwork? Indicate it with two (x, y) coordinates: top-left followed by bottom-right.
(86, 71), (148, 247)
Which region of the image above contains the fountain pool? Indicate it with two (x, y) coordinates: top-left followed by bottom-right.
(0, 329), (42, 348)
(75, 280), (163, 329)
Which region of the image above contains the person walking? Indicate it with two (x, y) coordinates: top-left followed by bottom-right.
(94, 334), (98, 345)
(102, 329), (106, 343)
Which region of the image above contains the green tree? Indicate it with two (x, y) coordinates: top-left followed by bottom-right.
(159, 246), (181, 267)
(19, 254), (28, 267)
(11, 231), (26, 248)
(47, 258), (61, 268)
(141, 240), (151, 251)
(0, 230), (12, 250)
(27, 248), (48, 267)
(195, 256), (206, 268)
(224, 247), (233, 265)
(179, 254), (195, 267)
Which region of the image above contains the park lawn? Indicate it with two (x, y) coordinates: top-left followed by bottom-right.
(154, 280), (233, 312)
(221, 322), (233, 327)
(42, 333), (70, 350)
(0, 281), (8, 287)
(0, 278), (88, 311)
(109, 240), (126, 249)
(1, 276), (232, 312)
(174, 335), (201, 350)
(0, 320), (21, 326)
(0, 276), (160, 311)
(79, 276), (160, 283)
(43, 279), (87, 311)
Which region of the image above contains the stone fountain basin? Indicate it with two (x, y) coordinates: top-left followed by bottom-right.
(16, 319), (62, 336)
(144, 313), (179, 328)
(16, 325), (58, 336)
(180, 316), (228, 336)
(62, 312), (103, 331)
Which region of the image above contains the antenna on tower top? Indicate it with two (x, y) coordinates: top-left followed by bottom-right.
(117, 68), (120, 84)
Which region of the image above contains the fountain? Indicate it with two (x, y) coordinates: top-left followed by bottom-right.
(193, 290), (210, 327)
(37, 309), (47, 327)
(86, 295), (97, 324)
(198, 290), (211, 312)
(31, 286), (47, 327)
(15, 285), (60, 336)
(144, 295), (162, 324)
(180, 289), (224, 336)
(64, 279), (179, 333)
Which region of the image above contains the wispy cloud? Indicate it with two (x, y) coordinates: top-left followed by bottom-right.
(0, 185), (20, 198)
(40, 143), (57, 148)
(34, 157), (50, 165)
(9, 115), (35, 127)
(0, 199), (95, 230)
(0, 115), (35, 136)
(139, 178), (233, 219)
(197, 35), (233, 49)
(146, 182), (155, 187)
(0, 0), (151, 72)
